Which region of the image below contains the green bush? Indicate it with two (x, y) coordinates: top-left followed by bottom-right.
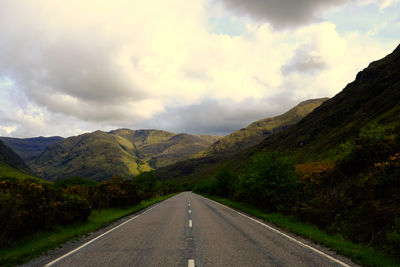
(92, 176), (141, 209)
(193, 167), (237, 198)
(0, 178), (92, 246)
(238, 151), (298, 211)
(134, 171), (157, 199)
(54, 195), (91, 224)
(193, 178), (216, 195)
(0, 172), (179, 248)
(213, 168), (238, 198)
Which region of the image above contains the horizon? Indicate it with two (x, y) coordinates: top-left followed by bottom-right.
(0, 0), (399, 138)
(0, 96), (330, 138)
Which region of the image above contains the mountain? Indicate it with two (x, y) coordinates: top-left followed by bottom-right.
(0, 140), (30, 171)
(30, 129), (220, 181)
(156, 44), (400, 182)
(108, 129), (220, 168)
(0, 136), (63, 162)
(196, 98), (328, 158)
(0, 139), (34, 179)
(155, 98), (327, 182)
(258, 44), (400, 161)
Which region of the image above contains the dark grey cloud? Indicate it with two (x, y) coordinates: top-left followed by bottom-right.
(138, 98), (298, 136)
(281, 46), (327, 75)
(220, 0), (349, 29)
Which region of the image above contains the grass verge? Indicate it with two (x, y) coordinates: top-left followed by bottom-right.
(203, 194), (400, 267)
(0, 193), (177, 267)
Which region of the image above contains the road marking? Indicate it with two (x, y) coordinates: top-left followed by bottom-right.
(188, 209), (191, 214)
(198, 195), (351, 267)
(44, 196), (174, 267)
(189, 219), (192, 227)
(188, 259), (195, 267)
(188, 202), (191, 207)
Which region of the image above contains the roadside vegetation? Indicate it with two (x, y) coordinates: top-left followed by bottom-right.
(205, 195), (399, 267)
(0, 194), (176, 266)
(0, 171), (182, 266)
(194, 124), (400, 266)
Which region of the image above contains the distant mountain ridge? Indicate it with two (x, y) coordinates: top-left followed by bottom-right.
(27, 129), (220, 181)
(0, 140), (36, 181)
(0, 136), (64, 162)
(195, 98), (328, 158)
(0, 140), (30, 172)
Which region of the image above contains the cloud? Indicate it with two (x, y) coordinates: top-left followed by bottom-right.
(219, 0), (398, 29)
(0, 0), (397, 137)
(138, 98), (298, 135)
(219, 0), (348, 29)
(281, 46), (327, 75)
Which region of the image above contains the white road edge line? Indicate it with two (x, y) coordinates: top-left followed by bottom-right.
(189, 219), (193, 227)
(188, 259), (195, 267)
(44, 195), (177, 267)
(198, 195), (351, 267)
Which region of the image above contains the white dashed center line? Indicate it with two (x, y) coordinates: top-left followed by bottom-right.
(188, 259), (195, 267)
(189, 219), (192, 227)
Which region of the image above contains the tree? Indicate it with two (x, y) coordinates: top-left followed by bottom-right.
(213, 167), (237, 198)
(134, 171), (157, 198)
(239, 151), (297, 211)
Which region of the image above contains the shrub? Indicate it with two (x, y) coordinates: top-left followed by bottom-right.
(213, 168), (238, 198)
(238, 151), (297, 211)
(92, 176), (141, 209)
(134, 171), (157, 199)
(53, 195), (91, 224)
(193, 178), (216, 195)
(0, 178), (91, 246)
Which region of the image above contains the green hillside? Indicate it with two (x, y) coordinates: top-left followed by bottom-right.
(0, 136), (63, 162)
(259, 44), (400, 161)
(0, 161), (36, 180)
(156, 44), (400, 183)
(0, 140), (30, 172)
(155, 98), (327, 182)
(190, 44), (400, 264)
(30, 129), (220, 181)
(196, 98), (327, 158)
(0, 140), (37, 180)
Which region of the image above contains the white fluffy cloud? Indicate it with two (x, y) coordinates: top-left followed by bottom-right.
(0, 0), (397, 137)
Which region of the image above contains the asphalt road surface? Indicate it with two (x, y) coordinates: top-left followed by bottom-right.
(44, 192), (355, 267)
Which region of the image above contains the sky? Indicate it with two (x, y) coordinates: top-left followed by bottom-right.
(0, 0), (399, 137)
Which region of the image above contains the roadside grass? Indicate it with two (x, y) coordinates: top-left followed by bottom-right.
(0, 193), (177, 267)
(203, 195), (400, 267)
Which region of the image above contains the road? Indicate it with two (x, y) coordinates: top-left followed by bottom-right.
(44, 192), (354, 267)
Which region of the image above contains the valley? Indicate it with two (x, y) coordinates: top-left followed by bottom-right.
(0, 43), (399, 267)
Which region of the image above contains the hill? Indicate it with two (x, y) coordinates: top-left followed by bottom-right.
(30, 129), (220, 181)
(0, 140), (30, 172)
(0, 136), (63, 162)
(0, 140), (36, 179)
(156, 44), (400, 182)
(196, 98), (327, 158)
(189, 44), (400, 262)
(259, 44), (400, 161)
